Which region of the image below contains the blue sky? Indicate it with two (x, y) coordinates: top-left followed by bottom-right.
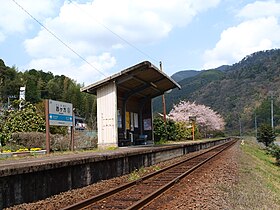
(1, 0), (280, 85)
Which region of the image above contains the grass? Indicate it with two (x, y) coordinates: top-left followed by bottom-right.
(128, 167), (147, 181)
(127, 165), (162, 181)
(105, 146), (118, 151)
(242, 138), (280, 192)
(228, 137), (280, 209)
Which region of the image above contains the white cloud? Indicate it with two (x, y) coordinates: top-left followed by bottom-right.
(0, 0), (57, 35)
(237, 0), (280, 19)
(25, 0), (221, 55)
(22, 0), (220, 83)
(27, 52), (116, 86)
(203, 1), (280, 69)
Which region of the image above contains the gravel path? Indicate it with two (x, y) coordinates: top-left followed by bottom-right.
(6, 143), (239, 210)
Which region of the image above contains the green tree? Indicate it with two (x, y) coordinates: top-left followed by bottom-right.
(26, 79), (41, 103)
(0, 65), (22, 105)
(24, 70), (54, 100)
(257, 124), (276, 147)
(269, 144), (280, 165)
(255, 98), (280, 126)
(0, 58), (98, 132)
(175, 121), (192, 140)
(38, 70), (54, 99)
(153, 117), (194, 142)
(165, 119), (177, 141)
(0, 102), (45, 145)
(47, 77), (62, 100)
(153, 117), (167, 141)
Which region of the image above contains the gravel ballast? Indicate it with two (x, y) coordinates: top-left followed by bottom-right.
(7, 141), (265, 209)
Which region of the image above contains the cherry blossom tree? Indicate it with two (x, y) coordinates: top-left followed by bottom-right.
(169, 101), (225, 137)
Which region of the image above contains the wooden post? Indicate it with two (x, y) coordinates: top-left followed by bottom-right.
(71, 110), (74, 151)
(45, 100), (50, 154)
(189, 116), (196, 141)
(192, 121), (195, 141)
(160, 61), (167, 124)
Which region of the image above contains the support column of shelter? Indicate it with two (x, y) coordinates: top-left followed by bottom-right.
(150, 98), (154, 142)
(96, 82), (118, 148)
(122, 99), (127, 139)
(139, 109), (143, 135)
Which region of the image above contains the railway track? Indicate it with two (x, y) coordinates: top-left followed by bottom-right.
(62, 139), (237, 210)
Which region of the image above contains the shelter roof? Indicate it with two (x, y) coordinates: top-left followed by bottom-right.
(81, 61), (181, 99)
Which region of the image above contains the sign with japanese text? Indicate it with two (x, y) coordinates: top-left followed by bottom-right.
(48, 100), (73, 126)
(19, 87), (26, 100)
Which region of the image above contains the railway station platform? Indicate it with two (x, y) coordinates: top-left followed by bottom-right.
(0, 138), (232, 209)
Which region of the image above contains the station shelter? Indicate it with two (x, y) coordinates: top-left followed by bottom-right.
(81, 61), (181, 147)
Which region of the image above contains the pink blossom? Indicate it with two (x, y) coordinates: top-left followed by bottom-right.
(169, 101), (225, 131)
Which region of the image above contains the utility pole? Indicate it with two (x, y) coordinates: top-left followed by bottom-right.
(254, 112), (257, 139)
(239, 117), (242, 139)
(192, 120), (195, 141)
(271, 95), (274, 130)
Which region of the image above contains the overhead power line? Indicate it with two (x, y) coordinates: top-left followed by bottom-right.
(11, 0), (107, 78)
(68, 0), (159, 63)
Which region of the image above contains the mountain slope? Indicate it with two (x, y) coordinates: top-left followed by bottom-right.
(153, 69), (224, 116)
(170, 65), (230, 83)
(154, 49), (280, 134)
(171, 70), (200, 82)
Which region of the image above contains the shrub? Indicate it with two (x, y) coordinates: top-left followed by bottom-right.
(175, 121), (192, 140)
(74, 131), (98, 149)
(0, 103), (45, 145)
(50, 126), (68, 135)
(165, 119), (177, 140)
(11, 132), (70, 151)
(257, 124), (276, 147)
(12, 132), (46, 149)
(153, 117), (167, 142)
(153, 117), (178, 142)
(212, 130), (226, 138)
(7, 130), (97, 152)
(153, 117), (198, 142)
(269, 144), (280, 165)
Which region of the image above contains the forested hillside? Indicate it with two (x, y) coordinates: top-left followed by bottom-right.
(154, 49), (280, 134)
(170, 65), (230, 83)
(153, 69), (225, 115)
(171, 70), (200, 82)
(2, 49), (280, 134)
(0, 59), (96, 127)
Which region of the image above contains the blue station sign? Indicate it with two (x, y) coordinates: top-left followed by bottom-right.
(49, 100), (73, 126)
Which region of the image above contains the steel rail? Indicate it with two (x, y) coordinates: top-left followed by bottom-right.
(127, 139), (237, 210)
(62, 139), (237, 210)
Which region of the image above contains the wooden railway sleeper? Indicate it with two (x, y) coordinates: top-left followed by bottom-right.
(62, 139), (237, 210)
